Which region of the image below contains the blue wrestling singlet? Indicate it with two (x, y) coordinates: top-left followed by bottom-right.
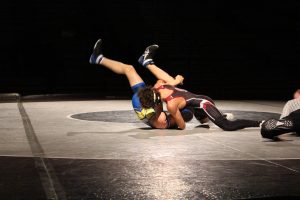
(131, 82), (156, 126)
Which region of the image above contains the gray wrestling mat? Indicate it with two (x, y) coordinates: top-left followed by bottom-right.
(1, 98), (300, 199)
(70, 110), (280, 123)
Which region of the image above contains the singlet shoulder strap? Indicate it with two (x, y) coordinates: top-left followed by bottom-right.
(156, 84), (175, 90)
(155, 84), (177, 102)
(156, 85), (166, 90)
(164, 95), (175, 102)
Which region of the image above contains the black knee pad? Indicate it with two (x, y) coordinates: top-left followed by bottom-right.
(261, 119), (279, 139)
(261, 118), (294, 139)
(180, 107), (194, 122)
(194, 109), (207, 122)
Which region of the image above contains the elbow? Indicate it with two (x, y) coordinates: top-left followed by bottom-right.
(178, 123), (186, 130)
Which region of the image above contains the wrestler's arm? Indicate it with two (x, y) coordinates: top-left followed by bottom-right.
(146, 64), (175, 82)
(153, 76), (183, 88)
(149, 104), (171, 129)
(147, 64), (184, 86)
(167, 75), (184, 86)
(167, 103), (186, 130)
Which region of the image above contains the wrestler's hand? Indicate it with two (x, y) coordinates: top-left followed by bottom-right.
(175, 75), (184, 85)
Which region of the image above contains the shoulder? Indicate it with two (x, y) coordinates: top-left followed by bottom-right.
(286, 99), (300, 105)
(283, 99), (300, 111)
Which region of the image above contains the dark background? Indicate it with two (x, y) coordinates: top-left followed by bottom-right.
(1, 0), (299, 100)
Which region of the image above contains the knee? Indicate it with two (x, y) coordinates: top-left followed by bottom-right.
(124, 64), (136, 75)
(181, 107), (194, 122)
(261, 129), (274, 139)
(217, 119), (236, 131)
(260, 120), (276, 139)
(194, 109), (207, 123)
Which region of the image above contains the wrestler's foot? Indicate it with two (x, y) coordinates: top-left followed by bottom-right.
(138, 44), (159, 67)
(260, 119), (293, 140)
(259, 120), (265, 128)
(223, 113), (234, 121)
(89, 39), (104, 64)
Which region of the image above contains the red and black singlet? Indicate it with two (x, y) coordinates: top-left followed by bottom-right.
(156, 84), (215, 108)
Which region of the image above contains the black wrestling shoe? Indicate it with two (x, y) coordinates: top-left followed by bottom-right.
(261, 118), (294, 139)
(89, 39), (103, 64)
(138, 44), (159, 67)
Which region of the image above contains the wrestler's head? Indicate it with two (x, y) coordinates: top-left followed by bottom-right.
(293, 89), (300, 99)
(138, 86), (161, 108)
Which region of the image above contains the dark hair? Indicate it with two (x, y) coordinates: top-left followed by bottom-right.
(138, 86), (155, 108)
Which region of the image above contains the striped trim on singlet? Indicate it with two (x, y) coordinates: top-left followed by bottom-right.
(156, 85), (214, 105)
(156, 85), (187, 102)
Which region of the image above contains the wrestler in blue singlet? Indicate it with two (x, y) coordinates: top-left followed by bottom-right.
(132, 82), (193, 128)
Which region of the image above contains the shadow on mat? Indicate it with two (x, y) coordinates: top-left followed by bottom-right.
(67, 125), (246, 139)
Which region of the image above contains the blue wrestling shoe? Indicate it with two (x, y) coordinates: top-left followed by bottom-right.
(138, 44), (159, 67)
(89, 39), (104, 64)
